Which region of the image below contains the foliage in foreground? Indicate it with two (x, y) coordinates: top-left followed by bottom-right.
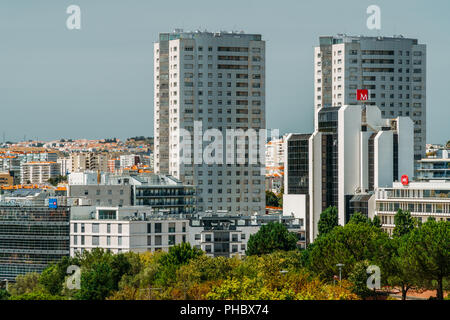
(2, 209), (449, 300)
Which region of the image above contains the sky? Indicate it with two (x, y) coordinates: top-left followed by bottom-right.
(0, 0), (449, 144)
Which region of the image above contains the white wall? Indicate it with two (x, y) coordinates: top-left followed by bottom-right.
(360, 131), (372, 192)
(374, 131), (394, 188)
(338, 105), (361, 225)
(397, 117), (414, 180)
(68, 172), (98, 185)
(283, 194), (307, 221)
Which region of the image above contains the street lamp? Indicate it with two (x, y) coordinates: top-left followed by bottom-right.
(336, 264), (344, 287)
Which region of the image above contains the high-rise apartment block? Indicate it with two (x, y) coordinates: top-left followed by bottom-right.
(314, 35), (426, 160)
(154, 30), (266, 214)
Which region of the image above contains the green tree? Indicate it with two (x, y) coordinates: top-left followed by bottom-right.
(375, 236), (418, 300)
(77, 261), (115, 300)
(393, 209), (417, 238)
(265, 191), (279, 207)
(110, 253), (133, 291)
(348, 260), (375, 299)
(9, 290), (66, 300)
(401, 220), (450, 300)
(40, 256), (80, 297)
(8, 272), (40, 296)
(246, 222), (298, 256)
(308, 223), (387, 280)
(0, 288), (10, 300)
(348, 212), (370, 225)
(371, 215), (382, 228)
(277, 186), (284, 208)
(39, 264), (63, 296)
(156, 243), (204, 286)
(47, 175), (68, 187)
(317, 206), (339, 236)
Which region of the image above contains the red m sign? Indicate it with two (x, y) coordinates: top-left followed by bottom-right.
(357, 89), (369, 101)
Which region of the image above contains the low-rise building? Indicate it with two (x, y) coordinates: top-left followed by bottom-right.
(68, 172), (196, 214)
(416, 150), (450, 181)
(188, 212), (306, 257)
(374, 180), (450, 235)
(69, 207), (305, 258)
(70, 206), (189, 256)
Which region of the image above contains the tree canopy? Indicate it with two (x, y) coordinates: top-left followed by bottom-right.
(317, 206), (339, 236)
(246, 222), (298, 256)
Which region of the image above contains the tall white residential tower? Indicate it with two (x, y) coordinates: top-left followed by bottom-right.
(314, 35), (426, 161)
(154, 30), (266, 214)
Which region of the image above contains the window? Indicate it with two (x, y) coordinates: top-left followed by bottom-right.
(107, 224), (111, 233)
(147, 223), (152, 233)
(118, 224), (122, 234)
(155, 223), (162, 233)
(118, 236), (122, 246)
(81, 223), (85, 233)
(168, 235), (176, 246)
(73, 223), (78, 233)
(92, 224), (99, 233)
(155, 235), (162, 246)
(92, 236), (99, 246)
(147, 236), (152, 246)
(168, 223), (176, 233)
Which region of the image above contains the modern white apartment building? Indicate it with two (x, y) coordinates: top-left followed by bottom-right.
(57, 157), (71, 176)
(417, 150), (450, 181)
(374, 180), (450, 235)
(119, 154), (140, 169)
(154, 30), (266, 214)
(188, 212), (306, 257)
(21, 161), (61, 184)
(314, 35), (426, 160)
(69, 206), (304, 257)
(70, 206), (189, 256)
(283, 104), (414, 242)
(265, 136), (286, 168)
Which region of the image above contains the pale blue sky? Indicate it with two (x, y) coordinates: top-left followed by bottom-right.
(0, 0), (449, 143)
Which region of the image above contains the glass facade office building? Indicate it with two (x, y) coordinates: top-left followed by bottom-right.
(0, 204), (70, 281)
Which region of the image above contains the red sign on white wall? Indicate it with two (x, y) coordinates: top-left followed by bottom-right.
(357, 89), (369, 101)
(401, 175), (409, 186)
